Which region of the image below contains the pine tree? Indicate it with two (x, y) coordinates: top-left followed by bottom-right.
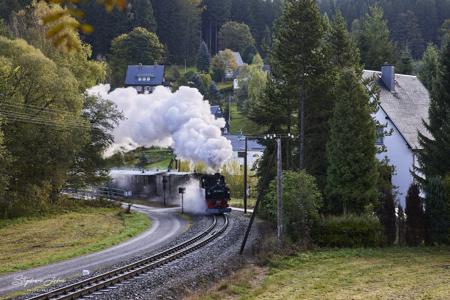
(418, 44), (439, 91)
(418, 36), (450, 178)
(129, 0), (157, 32)
(271, 0), (325, 170)
(405, 183), (424, 246)
(397, 48), (414, 75)
(153, 0), (201, 64)
(355, 5), (395, 70)
(424, 176), (449, 245)
(328, 11), (360, 69)
(376, 160), (397, 245)
(197, 41), (211, 73)
(325, 69), (378, 215)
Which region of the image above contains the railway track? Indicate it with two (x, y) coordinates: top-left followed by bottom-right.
(27, 214), (229, 300)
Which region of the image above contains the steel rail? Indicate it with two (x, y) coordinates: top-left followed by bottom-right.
(27, 214), (229, 300)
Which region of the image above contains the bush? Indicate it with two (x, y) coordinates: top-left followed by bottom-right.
(260, 170), (322, 246)
(313, 214), (384, 248)
(405, 183), (424, 246)
(424, 176), (449, 245)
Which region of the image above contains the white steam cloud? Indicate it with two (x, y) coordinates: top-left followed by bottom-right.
(181, 179), (208, 214)
(87, 85), (232, 168)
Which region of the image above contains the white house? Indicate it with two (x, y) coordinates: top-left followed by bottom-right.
(221, 51), (244, 80)
(364, 65), (431, 207)
(223, 134), (265, 168)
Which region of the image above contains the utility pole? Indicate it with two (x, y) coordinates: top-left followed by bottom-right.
(243, 137), (248, 214)
(276, 137), (283, 247)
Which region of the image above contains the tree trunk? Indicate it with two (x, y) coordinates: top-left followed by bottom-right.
(299, 87), (305, 170)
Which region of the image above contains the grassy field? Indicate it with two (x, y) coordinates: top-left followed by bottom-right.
(0, 207), (150, 274)
(190, 247), (450, 300)
(229, 104), (266, 135)
(108, 147), (173, 169)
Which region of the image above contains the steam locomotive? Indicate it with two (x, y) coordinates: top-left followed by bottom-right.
(200, 173), (231, 214)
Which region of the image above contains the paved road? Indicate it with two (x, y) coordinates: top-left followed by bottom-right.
(0, 204), (188, 296)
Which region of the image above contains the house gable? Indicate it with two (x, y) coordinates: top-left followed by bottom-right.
(363, 69), (431, 150)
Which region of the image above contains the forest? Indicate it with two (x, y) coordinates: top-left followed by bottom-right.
(1, 0), (449, 73)
(0, 0), (449, 249)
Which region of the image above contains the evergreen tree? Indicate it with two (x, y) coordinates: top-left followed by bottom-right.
(202, 0), (232, 54)
(418, 44), (440, 91)
(391, 10), (425, 59)
(79, 0), (131, 56)
(424, 176), (449, 245)
(242, 44), (258, 64)
(153, 0), (201, 64)
(271, 0), (325, 171)
(418, 37), (450, 178)
(325, 69), (378, 215)
(129, 0), (157, 32)
(405, 183), (424, 246)
(376, 160), (396, 245)
(397, 48), (414, 75)
(196, 41), (211, 73)
(328, 11), (360, 69)
(355, 5), (395, 70)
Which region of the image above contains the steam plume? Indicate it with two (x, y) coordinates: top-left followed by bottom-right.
(87, 85), (232, 168)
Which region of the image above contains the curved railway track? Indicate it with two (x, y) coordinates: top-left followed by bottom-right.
(27, 214), (229, 300)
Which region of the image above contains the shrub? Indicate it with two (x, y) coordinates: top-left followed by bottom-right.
(260, 170), (322, 246)
(424, 176), (449, 245)
(405, 183), (424, 246)
(376, 160), (396, 245)
(313, 214), (384, 248)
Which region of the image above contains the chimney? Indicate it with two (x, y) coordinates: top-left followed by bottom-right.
(381, 64), (395, 92)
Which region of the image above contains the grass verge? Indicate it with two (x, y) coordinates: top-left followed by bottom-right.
(0, 207), (150, 275)
(190, 247), (450, 300)
(229, 104), (266, 135)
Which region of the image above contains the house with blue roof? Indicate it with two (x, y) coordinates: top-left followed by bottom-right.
(125, 64), (165, 94)
(223, 134), (265, 168)
(210, 105), (223, 119)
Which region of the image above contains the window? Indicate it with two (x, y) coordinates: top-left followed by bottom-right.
(376, 127), (384, 145)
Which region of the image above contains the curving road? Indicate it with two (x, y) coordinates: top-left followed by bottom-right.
(0, 204), (188, 297)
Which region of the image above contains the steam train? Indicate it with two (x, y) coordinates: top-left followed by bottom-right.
(200, 173), (232, 214)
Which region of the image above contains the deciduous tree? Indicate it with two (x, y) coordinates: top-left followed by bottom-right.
(218, 21), (255, 53)
(109, 27), (165, 88)
(211, 49), (236, 82)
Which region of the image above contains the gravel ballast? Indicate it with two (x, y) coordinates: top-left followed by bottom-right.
(88, 211), (258, 300)
(21, 211), (260, 300)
